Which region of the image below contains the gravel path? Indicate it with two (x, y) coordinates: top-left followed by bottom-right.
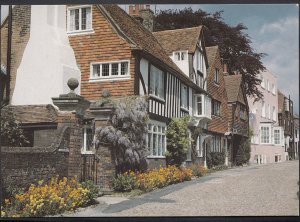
(66, 160), (299, 217)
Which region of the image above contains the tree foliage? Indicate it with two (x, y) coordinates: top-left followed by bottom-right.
(165, 116), (190, 167)
(95, 96), (149, 174)
(155, 8), (266, 100)
(1, 109), (29, 146)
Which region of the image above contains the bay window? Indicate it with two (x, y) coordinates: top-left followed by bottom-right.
(194, 94), (211, 119)
(68, 6), (92, 33)
(147, 121), (166, 157)
(149, 65), (165, 100)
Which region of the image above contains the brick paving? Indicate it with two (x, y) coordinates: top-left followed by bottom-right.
(65, 160), (299, 217)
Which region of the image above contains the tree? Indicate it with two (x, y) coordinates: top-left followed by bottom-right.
(94, 96), (149, 174)
(165, 116), (190, 166)
(1, 109), (29, 146)
(155, 8), (266, 100)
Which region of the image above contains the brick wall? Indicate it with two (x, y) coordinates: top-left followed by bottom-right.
(1, 146), (69, 192)
(207, 51), (229, 134)
(34, 129), (57, 147)
(0, 5), (31, 101)
(68, 5), (135, 101)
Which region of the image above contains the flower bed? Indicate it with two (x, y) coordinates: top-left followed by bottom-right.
(1, 177), (98, 217)
(112, 165), (193, 192)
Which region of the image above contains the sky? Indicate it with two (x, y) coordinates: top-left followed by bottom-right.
(1, 4), (299, 114)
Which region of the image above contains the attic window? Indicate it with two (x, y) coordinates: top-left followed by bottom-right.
(67, 5), (92, 34)
(174, 51), (187, 61)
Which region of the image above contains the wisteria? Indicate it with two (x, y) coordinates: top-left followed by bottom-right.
(95, 96), (149, 173)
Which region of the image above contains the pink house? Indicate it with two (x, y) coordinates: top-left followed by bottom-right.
(248, 69), (287, 164)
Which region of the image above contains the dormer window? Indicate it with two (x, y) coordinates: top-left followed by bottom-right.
(67, 5), (93, 34)
(174, 51), (186, 61)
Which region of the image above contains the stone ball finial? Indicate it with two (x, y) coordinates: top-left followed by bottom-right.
(67, 78), (79, 91)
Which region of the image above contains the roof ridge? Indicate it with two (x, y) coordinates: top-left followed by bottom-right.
(153, 25), (202, 33)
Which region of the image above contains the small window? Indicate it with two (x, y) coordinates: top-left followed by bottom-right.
(212, 100), (221, 116)
(260, 126), (270, 144)
(68, 6), (92, 33)
(174, 51), (186, 61)
(272, 83), (276, 94)
(214, 68), (219, 84)
(181, 84), (188, 110)
(149, 65), (165, 100)
(90, 61), (130, 80)
(274, 129), (281, 145)
(82, 127), (94, 154)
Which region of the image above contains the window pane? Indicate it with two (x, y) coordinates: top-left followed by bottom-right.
(197, 96), (202, 115)
(85, 7), (91, 30)
(81, 8), (87, 30)
(121, 62), (128, 75)
(93, 64), (100, 77)
(86, 128), (93, 151)
(162, 135), (166, 155)
(111, 63), (119, 76)
(70, 10), (75, 31)
(158, 134), (162, 156)
(75, 9), (79, 30)
(153, 134), (157, 156)
(102, 64), (109, 76)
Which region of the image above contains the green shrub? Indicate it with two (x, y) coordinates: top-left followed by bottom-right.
(207, 151), (225, 168)
(81, 180), (99, 200)
(112, 173), (137, 192)
(235, 138), (251, 166)
(211, 165), (228, 171)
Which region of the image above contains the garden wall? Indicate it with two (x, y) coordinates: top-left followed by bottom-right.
(1, 146), (69, 192)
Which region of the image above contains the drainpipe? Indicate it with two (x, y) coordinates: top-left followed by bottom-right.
(6, 5), (12, 103)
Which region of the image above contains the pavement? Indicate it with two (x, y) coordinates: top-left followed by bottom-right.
(61, 160), (299, 217)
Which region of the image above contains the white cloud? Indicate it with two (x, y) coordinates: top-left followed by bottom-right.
(257, 16), (299, 114)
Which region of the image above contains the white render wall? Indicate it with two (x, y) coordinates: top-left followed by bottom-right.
(11, 5), (81, 105)
(248, 69), (287, 164)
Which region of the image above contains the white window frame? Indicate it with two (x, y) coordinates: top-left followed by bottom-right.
(67, 5), (94, 35)
(272, 106), (276, 121)
(212, 100), (221, 116)
(214, 68), (219, 84)
(272, 83), (276, 95)
(173, 50), (187, 61)
(262, 101), (266, 117)
(273, 127), (282, 146)
(147, 120), (167, 158)
(90, 60), (130, 82)
(196, 135), (203, 157)
(181, 83), (189, 111)
(81, 126), (95, 154)
(149, 65), (165, 101)
(186, 130), (192, 161)
(260, 124), (271, 144)
(194, 94), (211, 118)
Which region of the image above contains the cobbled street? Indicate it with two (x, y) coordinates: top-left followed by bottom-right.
(66, 160), (299, 217)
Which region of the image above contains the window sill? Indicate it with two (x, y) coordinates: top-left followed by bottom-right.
(181, 107), (189, 112)
(147, 156), (166, 159)
(89, 75), (131, 82)
(81, 151), (95, 155)
(149, 94), (165, 103)
(67, 29), (95, 36)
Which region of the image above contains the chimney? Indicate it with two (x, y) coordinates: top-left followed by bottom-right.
(128, 4), (154, 32)
(222, 58), (229, 75)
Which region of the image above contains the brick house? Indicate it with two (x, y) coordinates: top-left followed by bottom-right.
(248, 69), (287, 164)
(67, 5), (212, 167)
(205, 46), (230, 166)
(152, 26), (212, 166)
(278, 90), (295, 159)
(224, 74), (249, 165)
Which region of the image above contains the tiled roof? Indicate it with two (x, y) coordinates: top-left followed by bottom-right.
(277, 90), (284, 113)
(153, 26), (202, 54)
(205, 46), (218, 67)
(100, 5), (186, 78)
(224, 75), (243, 103)
(2, 104), (57, 124)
